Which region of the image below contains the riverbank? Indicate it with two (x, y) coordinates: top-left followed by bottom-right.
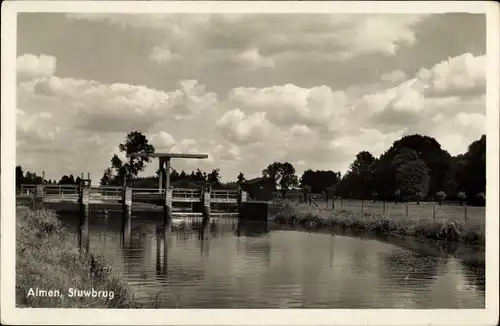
(270, 202), (485, 247)
(16, 206), (136, 308)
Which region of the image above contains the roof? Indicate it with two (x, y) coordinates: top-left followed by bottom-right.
(241, 177), (274, 185)
(127, 152), (208, 159)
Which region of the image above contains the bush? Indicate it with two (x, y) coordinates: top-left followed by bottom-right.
(435, 191), (446, 205)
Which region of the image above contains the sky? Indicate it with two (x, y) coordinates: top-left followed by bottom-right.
(16, 13), (486, 184)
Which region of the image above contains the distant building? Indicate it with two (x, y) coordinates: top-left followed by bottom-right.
(240, 177), (275, 201)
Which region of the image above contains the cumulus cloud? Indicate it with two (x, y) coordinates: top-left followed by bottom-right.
(228, 84), (349, 131)
(418, 53), (486, 97)
(17, 14), (486, 182)
(151, 131), (176, 152)
(17, 109), (61, 144)
(17, 55), (218, 133)
(216, 109), (273, 145)
(17, 53), (57, 82)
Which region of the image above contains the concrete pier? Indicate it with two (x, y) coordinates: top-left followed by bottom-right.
(122, 187), (132, 243)
(163, 188), (173, 230)
(78, 184), (90, 253)
(202, 185), (211, 220)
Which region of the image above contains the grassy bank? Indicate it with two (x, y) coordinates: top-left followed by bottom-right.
(270, 201), (485, 247)
(16, 206), (135, 308)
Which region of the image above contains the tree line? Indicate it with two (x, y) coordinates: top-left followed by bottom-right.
(16, 166), (89, 186)
(16, 131), (486, 206)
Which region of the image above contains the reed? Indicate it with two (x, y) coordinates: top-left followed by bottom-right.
(16, 206), (134, 308)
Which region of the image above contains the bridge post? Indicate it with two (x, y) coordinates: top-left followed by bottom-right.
(78, 184), (91, 253)
(202, 184), (211, 220)
(163, 188), (173, 230)
(122, 187), (132, 243)
(158, 158), (164, 193)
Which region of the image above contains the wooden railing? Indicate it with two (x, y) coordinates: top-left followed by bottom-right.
(17, 184), (240, 202)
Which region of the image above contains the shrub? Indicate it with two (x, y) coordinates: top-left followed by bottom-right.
(435, 191), (446, 205)
(457, 192), (467, 206)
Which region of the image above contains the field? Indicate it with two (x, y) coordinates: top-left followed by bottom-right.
(289, 197), (486, 225)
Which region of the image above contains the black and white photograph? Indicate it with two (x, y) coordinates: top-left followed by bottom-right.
(1, 1), (499, 325)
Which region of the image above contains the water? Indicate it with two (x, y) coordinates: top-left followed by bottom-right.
(59, 210), (485, 309)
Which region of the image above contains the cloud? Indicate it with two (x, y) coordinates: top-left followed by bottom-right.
(418, 53), (486, 97)
(16, 109), (61, 144)
(236, 48), (275, 70)
(216, 109), (273, 145)
(228, 84), (349, 132)
(16, 54), (57, 82)
(151, 131), (176, 152)
(17, 55), (218, 133)
(65, 13), (429, 67)
(380, 69), (407, 83)
(16, 14), (486, 183)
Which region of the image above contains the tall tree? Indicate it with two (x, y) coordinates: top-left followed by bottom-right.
(110, 131), (155, 185)
(347, 151), (377, 199)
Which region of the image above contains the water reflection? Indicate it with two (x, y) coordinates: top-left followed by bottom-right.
(58, 211), (485, 308)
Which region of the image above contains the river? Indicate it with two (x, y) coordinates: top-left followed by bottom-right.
(58, 209), (485, 309)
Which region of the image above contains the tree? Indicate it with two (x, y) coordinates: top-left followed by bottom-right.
(436, 191), (446, 205)
(395, 159), (430, 202)
(207, 168), (221, 185)
(16, 165), (24, 187)
(457, 192), (467, 206)
(100, 168), (114, 186)
(299, 169), (341, 194)
(345, 151), (377, 199)
(461, 135), (486, 199)
(237, 172), (246, 184)
(262, 162), (298, 193)
(110, 131), (155, 185)
(374, 134), (454, 199)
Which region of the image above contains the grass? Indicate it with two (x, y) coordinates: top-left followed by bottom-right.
(270, 200), (485, 247)
(16, 206), (137, 308)
(308, 198), (485, 225)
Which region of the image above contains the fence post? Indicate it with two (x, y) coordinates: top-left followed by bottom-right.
(340, 197), (343, 209)
(361, 199), (364, 213)
(433, 205), (436, 220)
(464, 206), (467, 223)
(405, 204), (408, 219)
(383, 201), (386, 215)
